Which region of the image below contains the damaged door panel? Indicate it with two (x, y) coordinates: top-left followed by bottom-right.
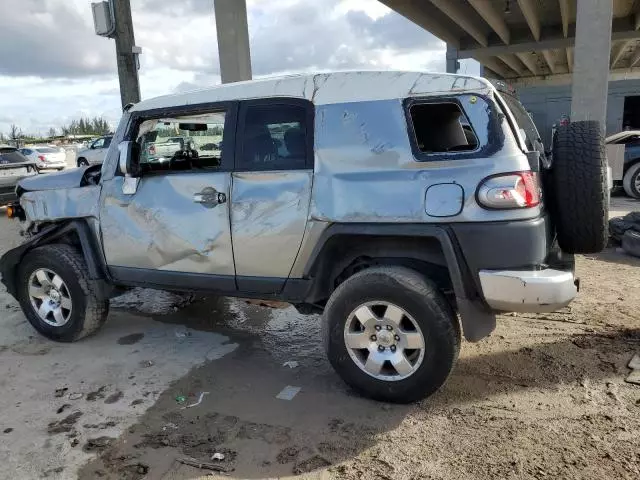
(99, 173), (234, 277)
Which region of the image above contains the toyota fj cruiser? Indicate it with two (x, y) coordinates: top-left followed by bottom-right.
(0, 72), (608, 403)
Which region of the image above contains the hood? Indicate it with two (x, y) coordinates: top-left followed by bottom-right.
(17, 167), (88, 193)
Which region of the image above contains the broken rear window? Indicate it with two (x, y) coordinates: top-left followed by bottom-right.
(409, 102), (478, 154)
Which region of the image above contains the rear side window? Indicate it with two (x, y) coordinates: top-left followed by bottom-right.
(409, 102), (478, 154)
(238, 102), (311, 171)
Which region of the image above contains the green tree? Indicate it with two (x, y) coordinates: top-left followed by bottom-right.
(48, 127), (57, 138)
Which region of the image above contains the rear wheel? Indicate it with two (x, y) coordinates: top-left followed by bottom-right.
(323, 266), (460, 403)
(550, 121), (608, 254)
(622, 162), (640, 199)
(16, 244), (109, 342)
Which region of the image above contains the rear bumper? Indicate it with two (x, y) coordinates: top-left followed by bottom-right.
(479, 268), (577, 313)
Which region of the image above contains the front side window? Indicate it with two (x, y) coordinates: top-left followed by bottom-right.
(92, 138), (105, 149)
(239, 104), (308, 170)
(134, 111), (226, 172)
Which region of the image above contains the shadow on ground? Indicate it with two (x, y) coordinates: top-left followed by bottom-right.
(79, 295), (639, 479)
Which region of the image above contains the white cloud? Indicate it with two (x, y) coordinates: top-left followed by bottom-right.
(0, 0), (477, 136)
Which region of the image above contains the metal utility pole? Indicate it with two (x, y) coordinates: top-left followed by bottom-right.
(111, 0), (141, 107)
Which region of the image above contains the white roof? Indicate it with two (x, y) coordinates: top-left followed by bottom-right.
(131, 71), (493, 112)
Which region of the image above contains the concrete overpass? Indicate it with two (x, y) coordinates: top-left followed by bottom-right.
(380, 1), (640, 82)
(213, 0), (632, 130)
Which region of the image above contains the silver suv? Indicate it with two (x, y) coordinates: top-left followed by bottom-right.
(0, 72), (608, 403)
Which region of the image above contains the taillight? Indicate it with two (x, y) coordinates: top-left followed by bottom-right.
(38, 155), (46, 161)
(477, 171), (541, 209)
(148, 145), (156, 155)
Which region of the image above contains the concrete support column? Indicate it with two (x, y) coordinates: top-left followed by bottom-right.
(570, 0), (613, 128)
(214, 0), (252, 84)
(446, 44), (460, 73)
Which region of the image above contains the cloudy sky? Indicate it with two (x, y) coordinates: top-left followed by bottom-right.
(0, 0), (478, 136)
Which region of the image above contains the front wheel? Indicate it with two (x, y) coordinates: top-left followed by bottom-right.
(16, 244), (109, 342)
(77, 158), (89, 167)
(323, 266), (460, 403)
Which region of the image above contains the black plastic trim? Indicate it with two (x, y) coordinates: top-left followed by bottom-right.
(108, 267), (311, 302)
(110, 266), (237, 292)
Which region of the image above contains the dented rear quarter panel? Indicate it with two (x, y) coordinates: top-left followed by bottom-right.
(310, 96), (540, 224)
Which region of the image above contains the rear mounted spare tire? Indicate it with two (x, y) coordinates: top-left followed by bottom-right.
(550, 121), (608, 254)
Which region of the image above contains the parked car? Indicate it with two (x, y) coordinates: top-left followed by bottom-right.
(142, 136), (188, 163)
(605, 130), (640, 198)
(0, 72), (608, 403)
(0, 145), (37, 205)
(76, 135), (113, 167)
(19, 146), (66, 171)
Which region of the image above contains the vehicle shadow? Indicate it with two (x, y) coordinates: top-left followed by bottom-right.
(81, 300), (639, 478)
(583, 247), (640, 266)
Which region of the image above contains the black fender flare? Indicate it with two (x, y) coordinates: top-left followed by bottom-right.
(302, 223), (496, 342)
(0, 219), (110, 298)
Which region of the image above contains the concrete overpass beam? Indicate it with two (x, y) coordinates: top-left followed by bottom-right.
(542, 50), (557, 74)
(515, 52), (540, 76)
(214, 0), (252, 84)
(611, 40), (633, 68)
(558, 0), (572, 38)
(630, 47), (640, 67)
(467, 0), (510, 44)
(570, 0), (613, 126)
(429, 0), (488, 46)
(478, 57), (513, 79)
(517, 0), (541, 41)
(498, 54), (526, 75)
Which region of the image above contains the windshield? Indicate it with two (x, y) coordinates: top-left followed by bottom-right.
(35, 147), (58, 153)
(498, 92), (541, 151)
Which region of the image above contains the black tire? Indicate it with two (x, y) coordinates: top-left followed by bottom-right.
(77, 158), (89, 167)
(622, 162), (640, 199)
(323, 266), (460, 403)
(622, 230), (640, 258)
(16, 244), (109, 342)
(550, 120), (608, 254)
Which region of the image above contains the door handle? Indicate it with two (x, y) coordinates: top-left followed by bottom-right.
(193, 187), (226, 208)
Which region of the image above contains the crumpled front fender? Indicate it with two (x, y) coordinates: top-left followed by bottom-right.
(0, 220), (110, 300)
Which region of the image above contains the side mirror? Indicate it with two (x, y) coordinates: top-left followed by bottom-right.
(118, 141), (140, 176)
(90, 144), (96, 150)
(118, 141), (141, 195)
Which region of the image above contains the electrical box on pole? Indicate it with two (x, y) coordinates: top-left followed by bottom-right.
(92, 1), (116, 37)
(92, 0), (141, 108)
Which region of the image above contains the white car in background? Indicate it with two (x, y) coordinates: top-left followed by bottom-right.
(19, 146), (67, 171)
(75, 135), (113, 167)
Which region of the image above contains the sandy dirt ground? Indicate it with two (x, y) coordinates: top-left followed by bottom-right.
(0, 197), (639, 479)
